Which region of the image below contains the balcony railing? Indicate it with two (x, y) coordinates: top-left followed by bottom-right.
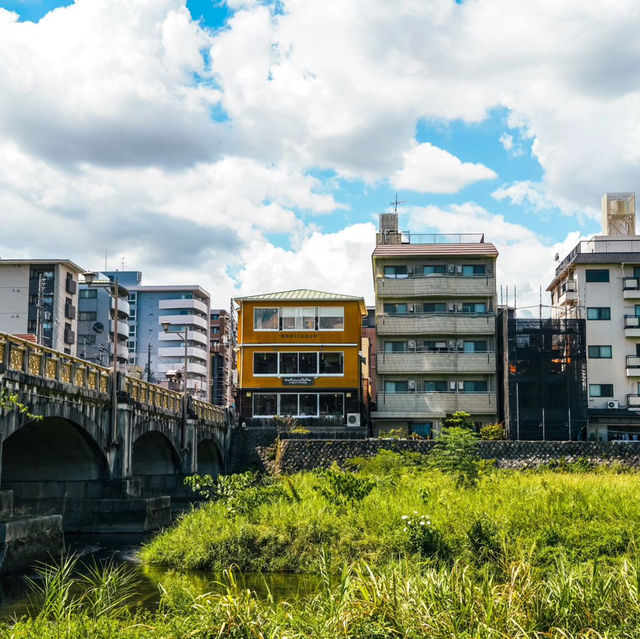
(64, 328), (75, 345)
(373, 391), (497, 416)
(625, 315), (640, 328)
(556, 237), (640, 275)
(376, 276), (495, 297)
(377, 351), (496, 374)
(64, 304), (76, 320)
(379, 232), (487, 245)
(628, 395), (640, 409)
(377, 313), (496, 336)
(65, 278), (77, 295)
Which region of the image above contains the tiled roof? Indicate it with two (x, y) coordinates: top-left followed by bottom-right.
(235, 289), (364, 302)
(372, 243), (499, 257)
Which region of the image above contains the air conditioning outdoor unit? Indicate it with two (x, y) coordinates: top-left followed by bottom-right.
(407, 304), (415, 313)
(607, 400), (619, 409)
(448, 303), (456, 312)
(346, 413), (361, 427)
(456, 265), (463, 275)
(408, 379), (416, 391)
(449, 381), (457, 392)
(448, 339), (456, 351)
(447, 264), (455, 274)
(456, 339), (464, 350)
(408, 339), (416, 350)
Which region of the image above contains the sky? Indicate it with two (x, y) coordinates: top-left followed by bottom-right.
(0, 0), (638, 310)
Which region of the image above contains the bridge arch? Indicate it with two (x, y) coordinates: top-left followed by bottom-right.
(132, 431), (182, 496)
(197, 439), (223, 477)
(1, 417), (110, 507)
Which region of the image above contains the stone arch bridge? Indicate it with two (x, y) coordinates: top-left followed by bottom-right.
(0, 333), (232, 532)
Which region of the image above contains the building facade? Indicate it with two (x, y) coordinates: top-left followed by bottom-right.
(0, 259), (84, 355)
(371, 214), (499, 436)
(210, 308), (236, 406)
(234, 289), (367, 431)
(77, 272), (130, 366)
(548, 193), (640, 440)
(125, 283), (211, 400)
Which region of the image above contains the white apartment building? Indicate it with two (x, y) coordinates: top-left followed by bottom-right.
(549, 193), (640, 440)
(371, 214), (499, 436)
(0, 259), (84, 355)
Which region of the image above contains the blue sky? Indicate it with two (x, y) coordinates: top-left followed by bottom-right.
(0, 0), (634, 305)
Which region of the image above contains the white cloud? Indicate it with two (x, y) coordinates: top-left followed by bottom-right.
(392, 142), (497, 194)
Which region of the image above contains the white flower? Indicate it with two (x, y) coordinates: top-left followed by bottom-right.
(407, 520), (411, 525)
(413, 511), (418, 515)
(403, 527), (407, 532)
(419, 521), (425, 526)
(401, 515), (409, 520)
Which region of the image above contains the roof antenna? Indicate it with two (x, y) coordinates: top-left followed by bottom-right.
(390, 193), (406, 214)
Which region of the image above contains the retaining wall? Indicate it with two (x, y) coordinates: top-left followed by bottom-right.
(271, 439), (640, 474)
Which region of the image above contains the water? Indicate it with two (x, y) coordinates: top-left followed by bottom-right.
(0, 533), (320, 620)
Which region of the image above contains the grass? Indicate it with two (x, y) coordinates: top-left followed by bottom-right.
(140, 458), (640, 573)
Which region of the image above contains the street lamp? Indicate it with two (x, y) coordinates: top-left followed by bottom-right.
(162, 321), (189, 430)
(84, 271), (121, 445)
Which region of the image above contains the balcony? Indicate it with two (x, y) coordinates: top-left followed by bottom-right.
(159, 314), (208, 330)
(628, 395), (640, 410)
(64, 304), (76, 320)
(377, 313), (495, 336)
(158, 298), (208, 314)
(557, 280), (578, 305)
(158, 329), (208, 345)
(158, 346), (208, 358)
(377, 351), (496, 374)
(157, 362), (208, 376)
(624, 315), (640, 338)
(111, 297), (130, 317)
(627, 355), (640, 377)
(65, 277), (77, 295)
(623, 278), (640, 300)
(376, 275), (495, 298)
(110, 319), (129, 339)
(372, 392), (497, 418)
(64, 328), (75, 345)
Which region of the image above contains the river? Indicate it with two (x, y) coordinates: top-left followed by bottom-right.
(0, 533), (320, 620)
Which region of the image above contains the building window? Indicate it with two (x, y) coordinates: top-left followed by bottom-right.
(78, 311), (97, 321)
(319, 393), (344, 416)
(27, 319), (36, 332)
(254, 307), (279, 330)
(462, 302), (487, 313)
(461, 264), (486, 276)
(282, 307), (315, 330)
(464, 340), (488, 352)
(586, 307), (611, 320)
(384, 341), (407, 353)
(424, 381), (447, 392)
(385, 381), (408, 393)
(253, 392), (344, 418)
(254, 352), (278, 374)
(384, 303), (408, 315)
(212, 327), (220, 334)
(319, 352), (343, 374)
(423, 265), (446, 275)
(79, 334), (96, 345)
(463, 380), (488, 393)
(412, 423), (432, 437)
(211, 314), (220, 320)
(589, 384), (614, 397)
(585, 269), (609, 283)
(318, 307), (344, 330)
(588, 345), (612, 359)
(254, 393), (278, 416)
(383, 265), (408, 279)
(423, 303), (446, 313)
(79, 289), (98, 299)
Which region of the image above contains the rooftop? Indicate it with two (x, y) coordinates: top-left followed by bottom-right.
(373, 241), (498, 258)
(0, 258), (86, 273)
(235, 288), (365, 303)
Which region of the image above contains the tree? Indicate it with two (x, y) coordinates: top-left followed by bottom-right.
(441, 411), (474, 430)
(429, 425), (480, 486)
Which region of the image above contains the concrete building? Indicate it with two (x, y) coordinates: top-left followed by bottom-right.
(548, 192), (640, 440)
(77, 272), (130, 367)
(234, 289), (367, 433)
(210, 308), (236, 407)
(0, 259), (84, 355)
(125, 283), (211, 400)
(371, 213), (499, 436)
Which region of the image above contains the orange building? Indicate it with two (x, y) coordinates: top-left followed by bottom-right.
(234, 289), (367, 431)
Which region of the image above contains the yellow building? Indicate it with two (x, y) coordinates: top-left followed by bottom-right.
(234, 289), (367, 430)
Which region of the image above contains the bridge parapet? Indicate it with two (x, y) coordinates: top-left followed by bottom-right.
(191, 397), (226, 428)
(0, 332), (110, 394)
(125, 377), (182, 414)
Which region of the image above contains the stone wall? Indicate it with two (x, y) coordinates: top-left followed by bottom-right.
(272, 439), (640, 474)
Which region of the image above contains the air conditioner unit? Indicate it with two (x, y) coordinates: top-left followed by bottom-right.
(449, 381), (457, 392)
(456, 339), (464, 350)
(346, 413), (361, 427)
(435, 341), (447, 349)
(448, 303), (456, 312)
(456, 265), (463, 275)
(408, 379), (416, 391)
(408, 339), (416, 350)
(457, 303), (464, 312)
(457, 381), (464, 391)
(448, 339), (456, 351)
(447, 264), (455, 274)
(607, 400), (619, 409)
(407, 304), (415, 313)
(407, 265), (414, 275)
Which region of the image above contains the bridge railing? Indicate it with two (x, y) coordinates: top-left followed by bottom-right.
(125, 377), (182, 414)
(191, 397), (226, 426)
(0, 332), (110, 394)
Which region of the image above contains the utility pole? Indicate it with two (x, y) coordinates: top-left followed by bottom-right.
(146, 342), (152, 382)
(35, 274), (46, 346)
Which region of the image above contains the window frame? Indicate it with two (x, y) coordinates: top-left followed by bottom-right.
(587, 345), (612, 359)
(589, 384), (614, 398)
(585, 269), (610, 283)
(586, 307), (611, 320)
(253, 307), (280, 331)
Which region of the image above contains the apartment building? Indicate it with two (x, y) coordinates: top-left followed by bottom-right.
(371, 214), (499, 436)
(77, 272), (130, 366)
(210, 308), (236, 407)
(234, 289), (367, 431)
(0, 259), (84, 355)
(548, 193), (640, 440)
(121, 279), (211, 400)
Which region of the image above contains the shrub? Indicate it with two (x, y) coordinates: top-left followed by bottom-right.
(442, 411), (474, 430)
(378, 427), (406, 439)
(428, 426), (480, 486)
(480, 423), (504, 440)
(401, 512), (449, 560)
(314, 464), (375, 505)
(466, 516), (501, 563)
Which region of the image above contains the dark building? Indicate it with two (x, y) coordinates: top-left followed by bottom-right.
(500, 314), (588, 440)
(210, 308), (236, 406)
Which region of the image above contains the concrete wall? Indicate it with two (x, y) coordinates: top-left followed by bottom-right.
(268, 439), (640, 474)
(0, 264), (29, 335)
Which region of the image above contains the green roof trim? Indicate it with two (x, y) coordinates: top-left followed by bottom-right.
(235, 288), (365, 303)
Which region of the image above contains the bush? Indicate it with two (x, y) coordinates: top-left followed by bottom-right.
(429, 426), (480, 486)
(480, 423), (504, 440)
(314, 464), (375, 505)
(401, 512), (449, 560)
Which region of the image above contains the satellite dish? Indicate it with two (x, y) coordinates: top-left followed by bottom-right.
(554, 253), (560, 262)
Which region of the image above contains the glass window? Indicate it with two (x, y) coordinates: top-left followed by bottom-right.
(299, 394), (318, 416)
(254, 352), (278, 374)
(79, 289), (97, 299)
(585, 269), (609, 283)
(462, 264), (486, 276)
(412, 423), (432, 437)
(282, 307), (316, 330)
(462, 303), (487, 314)
(280, 353), (298, 374)
(464, 341), (487, 352)
(385, 381), (409, 393)
(424, 381), (447, 392)
(79, 334), (96, 345)
(586, 307), (611, 320)
(319, 352), (343, 374)
(318, 306), (344, 330)
(463, 380), (488, 393)
(319, 394), (344, 416)
(299, 353), (318, 374)
(587, 345), (612, 359)
(254, 394), (277, 416)
(78, 311), (97, 321)
(423, 303), (446, 313)
(254, 308), (279, 330)
(384, 303), (408, 314)
(589, 384), (614, 397)
(383, 265), (408, 279)
(384, 341), (407, 352)
(423, 265), (446, 275)
(279, 394), (298, 415)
